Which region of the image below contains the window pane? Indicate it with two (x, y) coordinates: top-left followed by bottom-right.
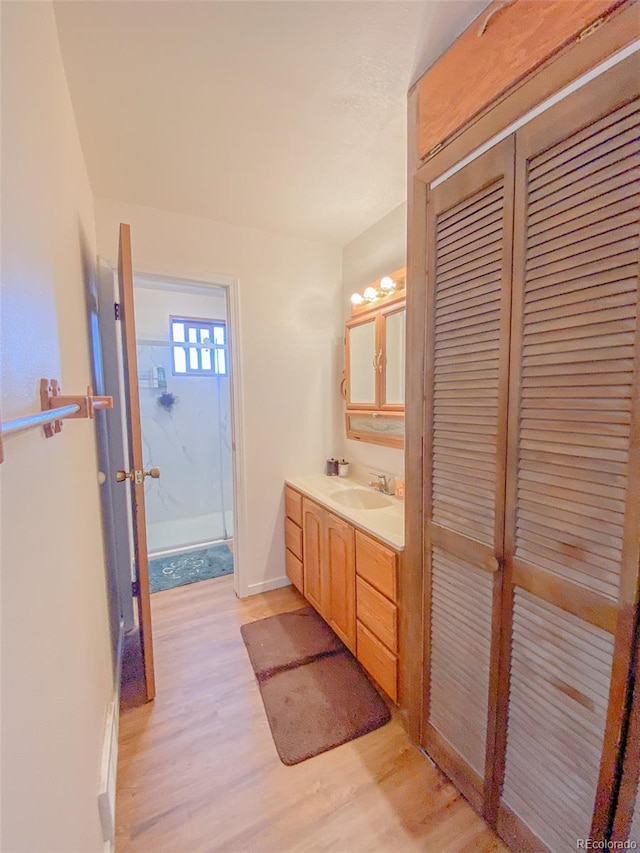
(215, 349), (226, 375)
(173, 346), (187, 373)
(199, 328), (211, 344)
(172, 322), (185, 343)
(188, 327), (198, 343)
(189, 347), (198, 370)
(202, 347), (212, 370)
(213, 325), (225, 345)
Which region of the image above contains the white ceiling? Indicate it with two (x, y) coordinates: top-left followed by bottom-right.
(54, 1), (489, 247)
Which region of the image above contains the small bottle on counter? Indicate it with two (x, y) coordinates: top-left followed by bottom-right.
(394, 479), (405, 499)
(338, 460), (350, 477)
(325, 458), (339, 476)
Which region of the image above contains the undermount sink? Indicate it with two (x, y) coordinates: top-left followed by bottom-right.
(330, 488), (393, 510)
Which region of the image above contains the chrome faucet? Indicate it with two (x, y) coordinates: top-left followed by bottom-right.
(368, 472), (393, 494)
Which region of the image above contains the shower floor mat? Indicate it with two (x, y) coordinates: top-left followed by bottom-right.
(148, 542), (233, 593)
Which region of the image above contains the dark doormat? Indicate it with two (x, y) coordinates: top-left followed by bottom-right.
(240, 607), (390, 765)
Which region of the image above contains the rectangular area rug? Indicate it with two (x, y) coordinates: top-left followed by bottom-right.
(241, 606), (390, 765)
(148, 542), (233, 593)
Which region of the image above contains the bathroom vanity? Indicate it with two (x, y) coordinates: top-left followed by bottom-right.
(284, 475), (403, 703)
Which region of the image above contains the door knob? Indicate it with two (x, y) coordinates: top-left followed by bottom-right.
(115, 467), (161, 483)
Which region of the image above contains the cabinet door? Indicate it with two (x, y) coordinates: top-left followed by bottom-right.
(422, 138), (515, 815)
(416, 0), (624, 160)
(498, 57), (640, 852)
(381, 304), (406, 410)
(302, 498), (324, 616)
(346, 314), (378, 408)
(326, 511), (355, 652)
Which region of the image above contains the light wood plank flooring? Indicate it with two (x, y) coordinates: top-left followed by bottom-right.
(116, 575), (509, 852)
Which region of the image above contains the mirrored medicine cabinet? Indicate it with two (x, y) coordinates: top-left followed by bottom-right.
(344, 269), (406, 449)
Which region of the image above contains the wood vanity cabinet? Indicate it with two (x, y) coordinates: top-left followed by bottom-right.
(284, 485), (401, 702)
(301, 497), (356, 652)
(355, 531), (399, 703)
(284, 486), (304, 594)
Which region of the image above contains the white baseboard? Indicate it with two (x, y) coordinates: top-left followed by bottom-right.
(97, 699), (118, 846)
(98, 621), (123, 848)
(243, 575), (291, 597)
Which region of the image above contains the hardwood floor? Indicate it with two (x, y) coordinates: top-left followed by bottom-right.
(116, 575), (509, 852)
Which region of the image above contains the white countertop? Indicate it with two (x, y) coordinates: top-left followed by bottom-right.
(285, 473), (404, 550)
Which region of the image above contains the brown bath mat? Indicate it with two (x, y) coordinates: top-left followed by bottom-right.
(241, 607), (390, 765)
(240, 605), (344, 678)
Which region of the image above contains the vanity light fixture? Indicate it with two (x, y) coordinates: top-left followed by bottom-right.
(349, 273), (404, 308)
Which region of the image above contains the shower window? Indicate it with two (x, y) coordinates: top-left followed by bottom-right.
(171, 317), (227, 376)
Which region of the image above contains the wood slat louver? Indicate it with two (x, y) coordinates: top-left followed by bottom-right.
(498, 65), (640, 850)
(501, 590), (614, 853)
(514, 97), (640, 602)
(432, 179), (504, 546)
(423, 140), (514, 812)
(429, 547), (493, 777)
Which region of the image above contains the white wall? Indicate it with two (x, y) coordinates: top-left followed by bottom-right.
(134, 280), (227, 338)
(95, 198), (343, 596)
(1, 4), (113, 851)
(340, 202), (407, 478)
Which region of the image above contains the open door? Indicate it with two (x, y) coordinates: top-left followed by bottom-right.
(115, 223), (156, 701)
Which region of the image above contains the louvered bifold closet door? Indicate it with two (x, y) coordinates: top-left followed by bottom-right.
(422, 139), (514, 814)
(497, 56), (640, 853)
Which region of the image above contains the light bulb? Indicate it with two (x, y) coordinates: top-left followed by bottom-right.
(350, 292), (364, 305)
(364, 286), (378, 301)
(380, 276), (395, 291)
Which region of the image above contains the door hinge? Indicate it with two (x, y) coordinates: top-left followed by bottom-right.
(131, 580), (139, 597)
(114, 302), (122, 320)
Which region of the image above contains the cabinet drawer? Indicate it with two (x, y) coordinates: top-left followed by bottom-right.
(285, 549), (304, 594)
(357, 621), (397, 703)
(285, 486), (303, 527)
(285, 517), (303, 560)
(355, 530), (397, 601)
(356, 576), (397, 654)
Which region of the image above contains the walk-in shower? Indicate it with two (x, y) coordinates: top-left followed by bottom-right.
(133, 279), (234, 563)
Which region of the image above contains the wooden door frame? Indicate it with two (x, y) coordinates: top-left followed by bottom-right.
(611, 616), (640, 842)
(124, 265), (246, 600)
(101, 254), (246, 681)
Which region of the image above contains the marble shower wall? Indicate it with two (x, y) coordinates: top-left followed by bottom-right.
(134, 283), (232, 549)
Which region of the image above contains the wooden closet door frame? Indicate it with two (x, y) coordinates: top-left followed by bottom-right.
(495, 55), (640, 847)
(404, 0), (639, 749)
(415, 139), (515, 818)
(611, 628), (640, 842)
